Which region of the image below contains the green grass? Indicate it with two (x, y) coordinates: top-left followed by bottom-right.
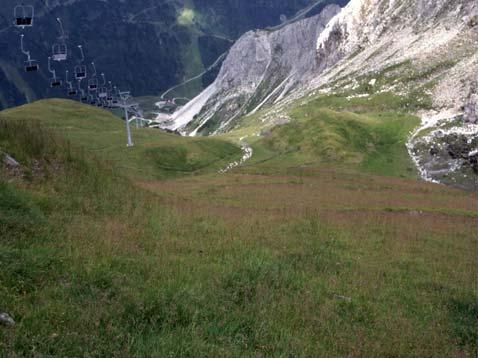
(0, 99), (241, 180)
(249, 107), (418, 178)
(0, 100), (477, 356)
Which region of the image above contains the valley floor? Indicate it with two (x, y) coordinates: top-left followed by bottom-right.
(1, 100), (477, 356)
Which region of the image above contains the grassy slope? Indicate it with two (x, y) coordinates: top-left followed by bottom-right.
(229, 91), (420, 180)
(0, 99), (241, 180)
(258, 108), (417, 178)
(0, 100), (477, 356)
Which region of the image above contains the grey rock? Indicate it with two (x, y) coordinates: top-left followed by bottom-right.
(181, 5), (341, 135)
(464, 83), (478, 124)
(333, 294), (352, 302)
(316, 0), (477, 76)
(0, 312), (15, 326)
(3, 153), (20, 167)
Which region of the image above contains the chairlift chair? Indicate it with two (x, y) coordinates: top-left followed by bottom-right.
(14, 5), (34, 28)
(20, 34), (38, 72)
(48, 57), (62, 88)
(65, 70), (77, 96)
(74, 45), (87, 79)
(106, 82), (114, 101)
(52, 43), (67, 61)
(87, 62), (99, 91)
(98, 87), (108, 98)
(98, 73), (108, 98)
(25, 62), (39, 72)
(88, 78), (98, 92)
(75, 65), (86, 80)
(50, 80), (62, 88)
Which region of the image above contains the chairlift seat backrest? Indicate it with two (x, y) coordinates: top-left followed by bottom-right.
(14, 5), (34, 28)
(99, 87), (108, 98)
(88, 78), (98, 91)
(75, 65), (86, 79)
(52, 44), (68, 61)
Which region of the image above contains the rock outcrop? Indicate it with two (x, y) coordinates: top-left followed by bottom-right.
(464, 83), (478, 124)
(170, 5), (341, 135)
(164, 0), (478, 188)
(314, 0), (478, 108)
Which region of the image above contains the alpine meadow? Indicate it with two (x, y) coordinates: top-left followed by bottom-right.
(1, 0), (477, 356)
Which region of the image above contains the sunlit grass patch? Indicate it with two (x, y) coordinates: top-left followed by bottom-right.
(177, 8), (195, 26)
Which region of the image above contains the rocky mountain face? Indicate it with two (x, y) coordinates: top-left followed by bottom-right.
(167, 1), (346, 135)
(464, 83), (478, 124)
(0, 0), (320, 110)
(170, 0), (477, 189)
(312, 0), (478, 188)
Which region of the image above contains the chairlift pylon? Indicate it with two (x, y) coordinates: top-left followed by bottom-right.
(14, 4), (34, 28)
(20, 34), (39, 72)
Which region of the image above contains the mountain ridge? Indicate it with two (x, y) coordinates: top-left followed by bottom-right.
(0, 0), (339, 110)
(163, 0), (478, 189)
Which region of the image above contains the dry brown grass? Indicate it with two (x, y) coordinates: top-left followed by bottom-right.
(137, 167), (478, 240)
